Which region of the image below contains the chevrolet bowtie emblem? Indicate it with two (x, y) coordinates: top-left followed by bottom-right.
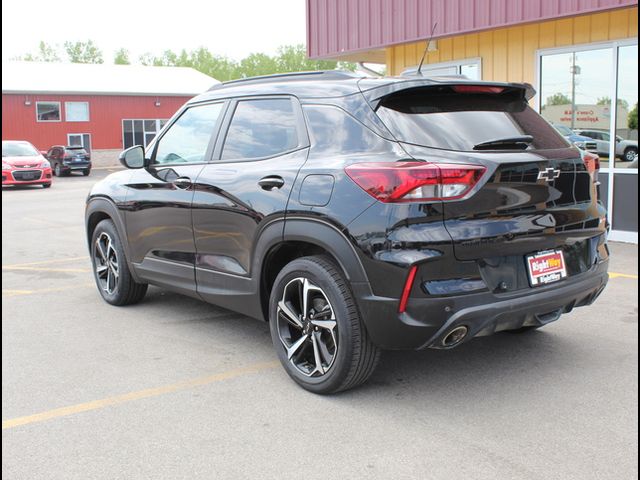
(537, 167), (561, 182)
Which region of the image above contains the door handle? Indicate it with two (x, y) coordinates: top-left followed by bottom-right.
(173, 177), (192, 189)
(258, 176), (285, 191)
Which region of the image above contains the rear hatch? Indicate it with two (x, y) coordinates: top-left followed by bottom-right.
(371, 82), (606, 272)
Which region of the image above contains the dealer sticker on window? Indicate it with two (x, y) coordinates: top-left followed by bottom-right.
(526, 250), (567, 286)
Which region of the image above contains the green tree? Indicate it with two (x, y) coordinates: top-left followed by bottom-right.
(545, 92), (572, 107)
(238, 53), (280, 78)
(64, 40), (103, 64)
(21, 41), (61, 62)
(596, 96), (630, 109)
(114, 48), (130, 65)
(629, 103), (638, 130)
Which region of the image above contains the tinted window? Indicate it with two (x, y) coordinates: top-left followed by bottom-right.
(303, 105), (389, 154)
(154, 103), (223, 165)
(221, 98), (299, 160)
(376, 86), (569, 151)
(66, 147), (87, 155)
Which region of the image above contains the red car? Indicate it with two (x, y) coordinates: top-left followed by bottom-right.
(2, 141), (53, 188)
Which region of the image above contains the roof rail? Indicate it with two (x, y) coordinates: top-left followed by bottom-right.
(208, 70), (360, 91)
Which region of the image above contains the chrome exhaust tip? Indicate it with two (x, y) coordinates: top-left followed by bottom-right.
(442, 326), (468, 347)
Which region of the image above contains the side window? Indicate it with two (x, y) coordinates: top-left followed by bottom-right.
(221, 98), (299, 160)
(303, 104), (389, 154)
(153, 103), (224, 165)
(601, 132), (610, 141)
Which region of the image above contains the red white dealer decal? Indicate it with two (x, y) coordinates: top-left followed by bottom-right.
(526, 250), (567, 286)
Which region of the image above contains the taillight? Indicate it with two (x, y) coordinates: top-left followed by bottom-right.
(345, 162), (486, 202)
(451, 85), (505, 94)
(582, 151), (600, 175)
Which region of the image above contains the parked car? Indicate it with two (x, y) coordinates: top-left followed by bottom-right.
(85, 71), (609, 394)
(2, 140), (52, 188)
(46, 145), (92, 176)
(573, 129), (638, 161)
(552, 124), (597, 151)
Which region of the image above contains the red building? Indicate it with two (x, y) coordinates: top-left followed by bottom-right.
(2, 62), (217, 157)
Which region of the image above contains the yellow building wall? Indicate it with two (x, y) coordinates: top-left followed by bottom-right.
(386, 7), (638, 84)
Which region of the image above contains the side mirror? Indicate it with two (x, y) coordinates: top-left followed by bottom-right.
(119, 145), (145, 169)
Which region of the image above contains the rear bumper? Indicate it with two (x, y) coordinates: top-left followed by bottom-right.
(61, 161), (91, 171)
(355, 258), (609, 350)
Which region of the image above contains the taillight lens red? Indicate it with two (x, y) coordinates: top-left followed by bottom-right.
(451, 85), (505, 94)
(582, 151), (600, 174)
(344, 162), (486, 202)
(398, 265), (418, 313)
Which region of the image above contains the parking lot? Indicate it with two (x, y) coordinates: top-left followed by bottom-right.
(2, 170), (638, 479)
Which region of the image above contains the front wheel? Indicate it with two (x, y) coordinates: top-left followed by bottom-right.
(91, 219), (147, 306)
(624, 147), (637, 162)
(269, 255), (380, 394)
(82, 169), (91, 176)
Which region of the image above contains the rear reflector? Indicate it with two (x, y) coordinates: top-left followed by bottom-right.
(345, 162), (486, 202)
(398, 265), (418, 313)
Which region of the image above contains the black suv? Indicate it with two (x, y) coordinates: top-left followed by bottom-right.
(85, 71), (609, 393)
(46, 145), (91, 176)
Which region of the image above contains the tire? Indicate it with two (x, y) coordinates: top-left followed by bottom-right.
(624, 147), (637, 162)
(53, 163), (60, 177)
(82, 169), (91, 176)
(269, 255), (380, 394)
(42, 183), (51, 189)
(90, 219), (147, 306)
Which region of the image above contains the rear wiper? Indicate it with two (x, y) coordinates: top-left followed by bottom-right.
(473, 135), (533, 150)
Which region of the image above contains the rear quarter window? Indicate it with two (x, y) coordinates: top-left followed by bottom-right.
(375, 86), (569, 151)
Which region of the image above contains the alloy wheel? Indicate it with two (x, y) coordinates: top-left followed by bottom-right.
(276, 277), (338, 377)
(94, 232), (119, 295)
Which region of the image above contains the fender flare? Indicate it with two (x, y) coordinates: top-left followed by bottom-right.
(251, 217), (373, 320)
(85, 196), (141, 283)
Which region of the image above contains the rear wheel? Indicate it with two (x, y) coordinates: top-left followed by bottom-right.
(82, 169), (91, 176)
(91, 219), (147, 306)
(624, 147), (637, 162)
(53, 163), (61, 176)
(269, 255), (380, 394)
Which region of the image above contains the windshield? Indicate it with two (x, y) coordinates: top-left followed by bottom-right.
(554, 125), (573, 136)
(2, 142), (39, 157)
(375, 86), (570, 151)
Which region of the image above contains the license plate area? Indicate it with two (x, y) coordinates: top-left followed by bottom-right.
(526, 250), (567, 287)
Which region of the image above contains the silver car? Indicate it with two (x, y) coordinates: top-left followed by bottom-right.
(574, 129), (638, 161)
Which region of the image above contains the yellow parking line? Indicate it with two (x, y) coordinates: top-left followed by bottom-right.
(2, 361), (279, 430)
(609, 272), (638, 279)
(2, 256), (88, 268)
(2, 283), (94, 298)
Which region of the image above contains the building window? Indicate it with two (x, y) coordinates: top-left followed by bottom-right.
(67, 133), (92, 151)
(122, 119), (169, 149)
(65, 102), (90, 122)
(406, 58), (481, 80)
(36, 102), (61, 122)
(538, 41), (638, 241)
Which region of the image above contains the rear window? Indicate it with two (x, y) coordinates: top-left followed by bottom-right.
(66, 148), (87, 155)
(375, 86), (569, 151)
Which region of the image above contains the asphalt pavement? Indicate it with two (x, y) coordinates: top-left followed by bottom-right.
(2, 169), (638, 480)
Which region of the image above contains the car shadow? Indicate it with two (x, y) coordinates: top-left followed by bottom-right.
(137, 287), (571, 400)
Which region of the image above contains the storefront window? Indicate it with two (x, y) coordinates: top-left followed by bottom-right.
(539, 42), (638, 241)
(540, 48), (614, 166)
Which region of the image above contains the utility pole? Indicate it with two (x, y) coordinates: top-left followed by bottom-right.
(569, 53), (580, 130)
